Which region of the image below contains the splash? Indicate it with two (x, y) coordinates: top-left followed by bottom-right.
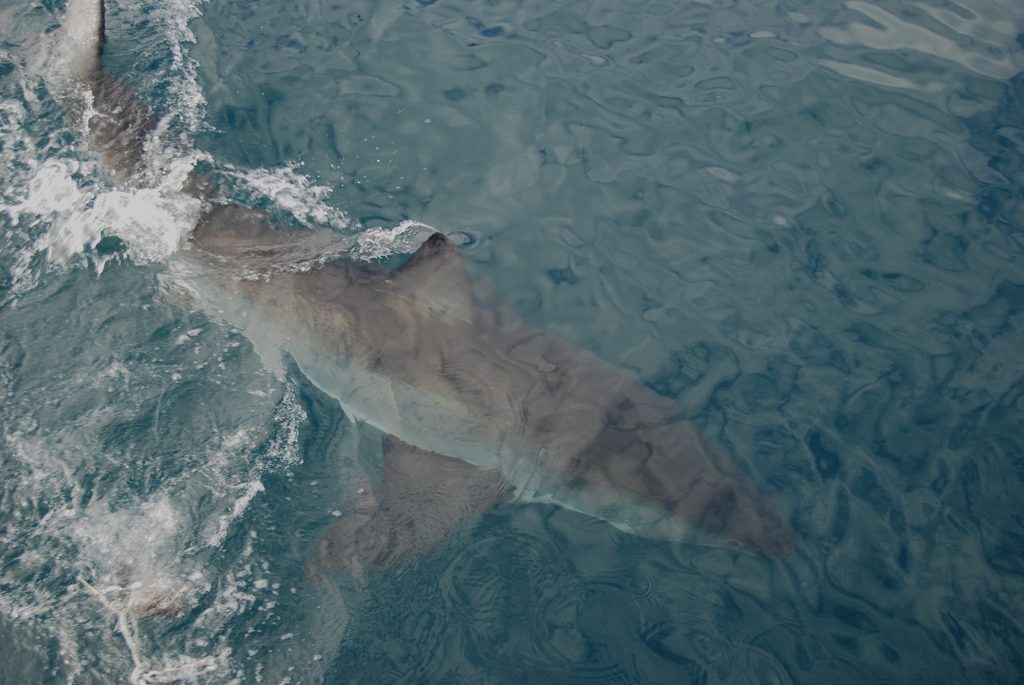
(5, 155), (203, 284)
(2, 0), (211, 289)
(0, 2), (424, 679)
(200, 386), (306, 551)
(3, 0), (428, 292)
(350, 219), (438, 260)
(224, 163), (351, 230)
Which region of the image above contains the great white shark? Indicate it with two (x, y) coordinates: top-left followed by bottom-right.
(50, 0), (797, 576)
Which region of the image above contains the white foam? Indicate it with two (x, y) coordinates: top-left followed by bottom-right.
(72, 496), (195, 612)
(180, 384), (305, 554)
(161, 0), (208, 136)
(6, 0), (430, 290)
(79, 565), (231, 684)
(0, 7), (343, 684)
(264, 384), (307, 469)
(225, 163), (351, 230)
(54, 384), (305, 682)
(350, 219), (438, 260)
(0, 98), (33, 181)
(132, 651), (231, 685)
(5, 155), (203, 284)
(205, 480), (266, 550)
(2, 1), (434, 678)
(1, 0), (213, 291)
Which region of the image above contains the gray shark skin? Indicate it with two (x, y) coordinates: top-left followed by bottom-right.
(56, 0), (797, 577)
(188, 229), (797, 569)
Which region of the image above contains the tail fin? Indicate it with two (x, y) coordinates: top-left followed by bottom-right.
(58, 0), (105, 82)
(53, 0), (159, 180)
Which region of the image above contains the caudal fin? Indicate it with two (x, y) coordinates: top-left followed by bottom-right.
(56, 0), (105, 83)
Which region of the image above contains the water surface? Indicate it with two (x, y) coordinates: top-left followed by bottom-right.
(2, 0), (1024, 683)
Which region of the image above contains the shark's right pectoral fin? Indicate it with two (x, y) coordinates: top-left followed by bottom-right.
(309, 439), (506, 577)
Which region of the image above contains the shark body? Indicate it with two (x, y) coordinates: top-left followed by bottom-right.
(190, 228), (797, 571)
(53, 0), (796, 574)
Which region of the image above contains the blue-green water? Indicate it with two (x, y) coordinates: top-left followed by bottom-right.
(2, 0), (1024, 682)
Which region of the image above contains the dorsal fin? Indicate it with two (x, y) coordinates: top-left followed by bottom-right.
(393, 233), (473, 321)
(60, 0), (106, 82)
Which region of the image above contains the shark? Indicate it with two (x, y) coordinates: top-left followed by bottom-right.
(50, 0), (797, 577)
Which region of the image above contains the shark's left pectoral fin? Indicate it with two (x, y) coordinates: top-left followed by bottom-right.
(309, 438), (505, 577)
(393, 233), (474, 322)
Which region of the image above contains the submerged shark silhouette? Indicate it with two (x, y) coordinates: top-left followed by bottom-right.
(52, 0), (796, 575)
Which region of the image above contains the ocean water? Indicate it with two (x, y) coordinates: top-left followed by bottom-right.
(2, 0), (1024, 683)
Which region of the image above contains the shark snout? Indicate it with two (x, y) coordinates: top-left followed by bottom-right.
(722, 488), (798, 558)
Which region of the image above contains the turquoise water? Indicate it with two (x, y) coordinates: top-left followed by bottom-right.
(2, 0), (1024, 682)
